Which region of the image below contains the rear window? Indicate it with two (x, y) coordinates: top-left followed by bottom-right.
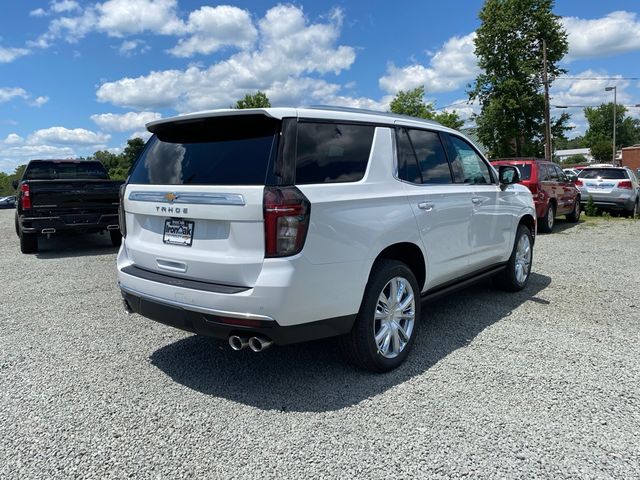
(578, 168), (628, 180)
(128, 115), (280, 185)
(24, 161), (109, 180)
(295, 122), (374, 184)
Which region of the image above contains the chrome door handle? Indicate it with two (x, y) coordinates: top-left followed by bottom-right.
(418, 202), (433, 211)
(471, 197), (483, 205)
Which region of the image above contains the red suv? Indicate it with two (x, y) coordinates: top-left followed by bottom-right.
(491, 159), (581, 233)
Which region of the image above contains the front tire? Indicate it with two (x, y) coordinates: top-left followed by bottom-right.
(538, 203), (555, 233)
(339, 259), (420, 372)
(494, 224), (533, 292)
(624, 200), (638, 219)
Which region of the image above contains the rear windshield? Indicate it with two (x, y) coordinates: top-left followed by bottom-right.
(24, 161), (109, 180)
(578, 168), (628, 180)
(128, 115), (280, 185)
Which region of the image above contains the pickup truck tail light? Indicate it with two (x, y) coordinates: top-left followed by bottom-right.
(263, 186), (310, 258)
(118, 184), (127, 238)
(617, 180), (632, 189)
(20, 183), (31, 210)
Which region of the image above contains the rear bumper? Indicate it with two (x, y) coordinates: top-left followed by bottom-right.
(19, 213), (119, 234)
(120, 285), (355, 345)
(579, 194), (635, 211)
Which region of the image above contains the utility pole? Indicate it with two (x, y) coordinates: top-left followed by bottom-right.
(605, 86), (617, 165)
(542, 39), (552, 162)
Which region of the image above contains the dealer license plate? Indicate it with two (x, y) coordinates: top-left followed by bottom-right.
(163, 219), (194, 246)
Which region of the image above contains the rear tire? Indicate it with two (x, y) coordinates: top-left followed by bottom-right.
(110, 229), (122, 247)
(20, 230), (38, 254)
(538, 203), (555, 233)
(494, 224), (533, 292)
(14, 213), (20, 237)
(339, 259), (421, 373)
(566, 198), (581, 223)
(624, 200), (638, 219)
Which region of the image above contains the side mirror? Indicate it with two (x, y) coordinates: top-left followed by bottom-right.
(11, 180), (19, 190)
(499, 165), (520, 186)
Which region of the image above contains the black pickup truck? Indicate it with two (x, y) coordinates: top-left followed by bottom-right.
(14, 159), (124, 253)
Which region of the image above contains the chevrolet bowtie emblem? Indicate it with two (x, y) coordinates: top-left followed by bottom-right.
(165, 192), (178, 203)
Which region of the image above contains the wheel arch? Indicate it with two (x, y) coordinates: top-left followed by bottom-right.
(518, 213), (536, 244)
(373, 242), (426, 292)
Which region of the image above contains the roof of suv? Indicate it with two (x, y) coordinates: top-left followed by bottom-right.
(146, 106), (454, 133)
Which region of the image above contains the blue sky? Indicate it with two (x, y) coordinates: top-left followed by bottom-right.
(1, 0), (640, 172)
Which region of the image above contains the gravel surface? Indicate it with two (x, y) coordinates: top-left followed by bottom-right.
(1, 209), (639, 479)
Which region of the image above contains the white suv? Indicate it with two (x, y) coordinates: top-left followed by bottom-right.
(117, 107), (536, 372)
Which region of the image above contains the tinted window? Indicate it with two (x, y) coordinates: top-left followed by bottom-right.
(397, 128), (421, 183)
(547, 164), (560, 181)
(448, 136), (493, 184)
(408, 129), (452, 184)
(24, 161), (109, 180)
(537, 164), (549, 181)
(128, 115), (279, 185)
(496, 163), (531, 181)
(578, 168), (629, 180)
(295, 122), (374, 184)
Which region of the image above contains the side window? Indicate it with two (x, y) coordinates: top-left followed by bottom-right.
(397, 128), (421, 183)
(554, 165), (566, 181)
(547, 164), (560, 181)
(295, 122), (375, 184)
(407, 129), (452, 184)
(448, 136), (493, 185)
(538, 164), (549, 181)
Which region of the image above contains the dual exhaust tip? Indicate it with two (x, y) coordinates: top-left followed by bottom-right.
(229, 334), (273, 353)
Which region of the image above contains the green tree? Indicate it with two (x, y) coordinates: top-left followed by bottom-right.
(235, 91), (271, 109)
(555, 135), (585, 150)
(469, 0), (570, 158)
(0, 164), (27, 195)
(87, 137), (147, 180)
(389, 86), (464, 129)
(583, 103), (640, 153)
(563, 154), (587, 165)
(590, 140), (614, 163)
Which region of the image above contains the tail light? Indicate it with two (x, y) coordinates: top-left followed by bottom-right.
(527, 183), (538, 195)
(118, 184), (127, 237)
(20, 183), (31, 210)
(264, 186), (310, 257)
(574, 179), (583, 187)
(618, 180), (632, 189)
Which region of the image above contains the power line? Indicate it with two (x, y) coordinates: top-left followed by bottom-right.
(556, 77), (640, 81)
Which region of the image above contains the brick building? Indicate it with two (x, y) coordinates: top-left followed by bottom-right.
(621, 145), (640, 171)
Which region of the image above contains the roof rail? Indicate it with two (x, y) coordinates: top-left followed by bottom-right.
(305, 105), (442, 126)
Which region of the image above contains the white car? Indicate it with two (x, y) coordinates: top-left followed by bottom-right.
(117, 107), (536, 371)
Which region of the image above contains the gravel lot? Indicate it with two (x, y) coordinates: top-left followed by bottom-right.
(1, 208), (639, 479)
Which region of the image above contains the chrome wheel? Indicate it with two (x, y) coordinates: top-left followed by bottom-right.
(547, 205), (555, 230)
(374, 277), (415, 359)
(514, 234), (532, 284)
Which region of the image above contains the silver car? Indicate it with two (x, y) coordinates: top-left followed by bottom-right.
(576, 167), (639, 217)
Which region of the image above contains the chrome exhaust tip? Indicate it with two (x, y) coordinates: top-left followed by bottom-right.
(41, 228), (56, 234)
(229, 335), (249, 351)
(248, 336), (273, 353)
(107, 225), (120, 231)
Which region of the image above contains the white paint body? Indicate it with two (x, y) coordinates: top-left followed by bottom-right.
(117, 107), (535, 327)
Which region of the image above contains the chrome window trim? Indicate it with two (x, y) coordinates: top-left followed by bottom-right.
(128, 191), (245, 206)
(119, 283), (276, 322)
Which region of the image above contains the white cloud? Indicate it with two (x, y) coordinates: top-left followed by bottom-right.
(96, 0), (185, 37)
(3, 134), (24, 145)
(118, 39), (149, 56)
(96, 5), (356, 112)
(0, 87), (29, 103)
(168, 5), (257, 57)
(441, 99), (480, 124)
(563, 11), (640, 60)
(129, 130), (153, 141)
(90, 111), (161, 131)
(379, 33), (479, 94)
(29, 8), (47, 17)
(51, 1), (81, 14)
(0, 46), (30, 63)
(28, 127), (110, 145)
(30, 96), (50, 107)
